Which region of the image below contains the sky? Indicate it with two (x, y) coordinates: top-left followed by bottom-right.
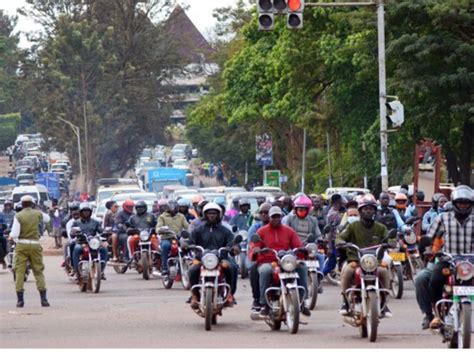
(0, 0), (239, 47)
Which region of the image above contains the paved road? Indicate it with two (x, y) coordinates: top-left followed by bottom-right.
(0, 256), (450, 348)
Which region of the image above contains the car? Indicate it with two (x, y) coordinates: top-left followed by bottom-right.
(324, 187), (370, 198)
(11, 184), (52, 209)
(225, 191), (272, 215)
(96, 178), (143, 206)
(202, 192), (226, 204)
(198, 186), (226, 193)
(16, 173), (35, 186)
(253, 186), (283, 196)
(191, 148), (198, 158)
(171, 149), (187, 162)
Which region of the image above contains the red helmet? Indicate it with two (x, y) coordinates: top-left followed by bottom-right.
(122, 199), (135, 214)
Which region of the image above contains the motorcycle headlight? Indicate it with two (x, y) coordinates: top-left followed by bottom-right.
(139, 231), (149, 241)
(305, 243), (318, 256)
(360, 255), (378, 273)
(281, 254), (297, 272)
(202, 253), (219, 270)
(88, 238), (100, 250)
(456, 261), (473, 281)
(404, 231), (417, 245)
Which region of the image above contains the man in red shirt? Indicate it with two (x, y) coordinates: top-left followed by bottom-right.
(249, 206), (310, 317)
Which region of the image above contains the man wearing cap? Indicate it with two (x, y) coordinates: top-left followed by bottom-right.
(9, 195), (51, 308)
(249, 206), (311, 317)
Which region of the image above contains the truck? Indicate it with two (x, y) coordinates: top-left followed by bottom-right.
(35, 172), (61, 201)
(144, 167), (192, 193)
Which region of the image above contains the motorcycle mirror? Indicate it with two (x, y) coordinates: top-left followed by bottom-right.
(306, 234), (316, 243)
(322, 224), (331, 234)
(250, 234), (261, 243)
(234, 235), (243, 244)
(232, 225), (238, 233)
(387, 229), (398, 240)
(180, 230), (190, 239)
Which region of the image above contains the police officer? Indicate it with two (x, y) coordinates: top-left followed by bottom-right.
(9, 195), (51, 308)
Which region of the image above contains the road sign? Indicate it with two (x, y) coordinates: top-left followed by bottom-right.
(264, 170), (281, 187)
(256, 133), (273, 166)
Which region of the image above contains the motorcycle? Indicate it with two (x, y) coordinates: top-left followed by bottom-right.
(304, 239), (324, 310)
(7, 240), (30, 282)
(189, 235), (242, 331)
(77, 233), (107, 293)
(250, 235), (308, 334)
(385, 244), (404, 300)
(162, 235), (193, 289)
(400, 223), (425, 285)
(339, 242), (392, 342)
(234, 230), (250, 279)
(432, 252), (473, 349)
(129, 228), (161, 280)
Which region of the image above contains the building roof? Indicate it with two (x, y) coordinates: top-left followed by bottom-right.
(164, 5), (215, 63)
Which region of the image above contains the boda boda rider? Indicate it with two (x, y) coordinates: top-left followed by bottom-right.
(249, 206), (311, 317)
(9, 195), (51, 308)
(112, 199), (135, 262)
(72, 203), (107, 280)
(414, 185), (473, 330)
(127, 200), (158, 260)
(336, 194), (394, 318)
(185, 203), (237, 309)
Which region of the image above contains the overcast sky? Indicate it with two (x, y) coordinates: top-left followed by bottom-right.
(0, 0), (240, 47)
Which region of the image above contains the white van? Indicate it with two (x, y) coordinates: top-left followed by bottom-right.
(11, 184), (52, 208)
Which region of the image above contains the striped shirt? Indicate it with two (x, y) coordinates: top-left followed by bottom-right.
(427, 211), (473, 255)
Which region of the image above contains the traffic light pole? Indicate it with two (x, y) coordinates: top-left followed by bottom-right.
(305, 1), (388, 191)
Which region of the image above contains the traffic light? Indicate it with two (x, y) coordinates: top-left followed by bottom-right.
(287, 0), (304, 29)
(386, 100), (405, 127)
(273, 0), (287, 13)
(258, 0), (274, 31)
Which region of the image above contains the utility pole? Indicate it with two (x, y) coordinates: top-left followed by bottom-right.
(376, 0), (389, 191)
(326, 132), (333, 188)
(80, 72), (90, 193)
(57, 117), (83, 190)
(301, 128), (306, 193)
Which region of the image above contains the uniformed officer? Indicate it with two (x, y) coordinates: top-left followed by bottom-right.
(10, 195), (51, 308)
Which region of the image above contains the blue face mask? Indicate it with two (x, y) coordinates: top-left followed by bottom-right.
(347, 216), (360, 224)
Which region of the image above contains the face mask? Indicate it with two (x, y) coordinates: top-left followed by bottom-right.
(296, 209), (308, 219)
(347, 216), (360, 224)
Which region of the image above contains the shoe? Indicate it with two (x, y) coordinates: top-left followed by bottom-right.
(224, 294), (234, 308)
(39, 290), (50, 307)
(301, 305), (311, 317)
(422, 313), (434, 330)
(185, 296), (192, 304)
(101, 273), (107, 281)
(251, 299), (261, 312)
(382, 305), (392, 318)
(318, 286), (323, 294)
(162, 270), (169, 276)
(259, 305), (270, 317)
(61, 261), (65, 268)
(190, 295), (199, 310)
(429, 317), (442, 329)
(339, 301), (349, 316)
(1, 260), (7, 269)
(16, 291), (24, 308)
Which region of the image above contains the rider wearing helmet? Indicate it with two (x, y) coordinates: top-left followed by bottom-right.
(190, 194), (204, 219)
(421, 193), (448, 233)
(188, 203), (237, 309)
(394, 192), (409, 221)
(188, 199), (209, 233)
(230, 198), (253, 232)
(157, 200), (189, 275)
(178, 199), (195, 223)
(157, 198), (169, 216)
(415, 185), (473, 330)
(336, 194), (393, 317)
(1, 200), (15, 228)
(225, 197), (240, 222)
(72, 202), (107, 280)
(376, 192), (407, 232)
(127, 201), (158, 261)
(112, 199), (135, 262)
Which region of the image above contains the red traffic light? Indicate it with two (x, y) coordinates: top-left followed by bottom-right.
(288, 0), (302, 12)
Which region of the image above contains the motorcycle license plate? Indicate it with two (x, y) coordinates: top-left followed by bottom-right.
(389, 252), (405, 262)
(279, 272), (298, 279)
(306, 260), (319, 268)
(201, 270), (219, 277)
(453, 286), (474, 296)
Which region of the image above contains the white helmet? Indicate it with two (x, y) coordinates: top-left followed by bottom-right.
(202, 202), (222, 218)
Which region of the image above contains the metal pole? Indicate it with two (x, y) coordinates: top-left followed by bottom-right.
(262, 165), (265, 186)
(301, 128), (306, 193)
(362, 141), (368, 189)
(57, 117), (83, 180)
(377, 0), (389, 191)
(245, 161), (248, 185)
(81, 72), (90, 193)
(326, 131), (333, 188)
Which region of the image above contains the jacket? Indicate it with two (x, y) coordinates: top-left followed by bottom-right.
(157, 212), (189, 235)
(250, 223), (303, 265)
(282, 213), (321, 243)
(128, 213), (156, 231)
(114, 210), (133, 235)
(189, 221), (234, 252)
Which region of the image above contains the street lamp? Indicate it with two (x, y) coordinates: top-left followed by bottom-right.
(57, 117), (83, 186)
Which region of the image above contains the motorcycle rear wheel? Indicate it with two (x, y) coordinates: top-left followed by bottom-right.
(286, 288), (300, 334)
(162, 275), (174, 289)
(458, 303), (471, 348)
(113, 264), (128, 274)
(307, 272), (319, 310)
(367, 292), (379, 342)
(204, 288), (213, 331)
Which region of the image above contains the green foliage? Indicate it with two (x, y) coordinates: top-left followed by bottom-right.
(0, 113), (20, 150)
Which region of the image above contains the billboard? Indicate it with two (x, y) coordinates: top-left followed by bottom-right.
(264, 170), (281, 187)
(256, 133), (273, 166)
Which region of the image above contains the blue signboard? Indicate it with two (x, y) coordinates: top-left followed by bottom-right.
(35, 172), (60, 200)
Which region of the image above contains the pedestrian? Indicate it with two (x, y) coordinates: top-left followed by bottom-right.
(9, 195), (51, 308)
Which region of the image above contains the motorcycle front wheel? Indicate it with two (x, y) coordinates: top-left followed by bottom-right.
(367, 292), (379, 342)
(204, 287), (213, 331)
(390, 264), (404, 299)
(307, 272), (319, 310)
(92, 261), (101, 293)
(285, 288), (300, 334)
(142, 252), (150, 280)
(180, 262), (191, 290)
(113, 264), (128, 274)
(458, 303), (471, 348)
